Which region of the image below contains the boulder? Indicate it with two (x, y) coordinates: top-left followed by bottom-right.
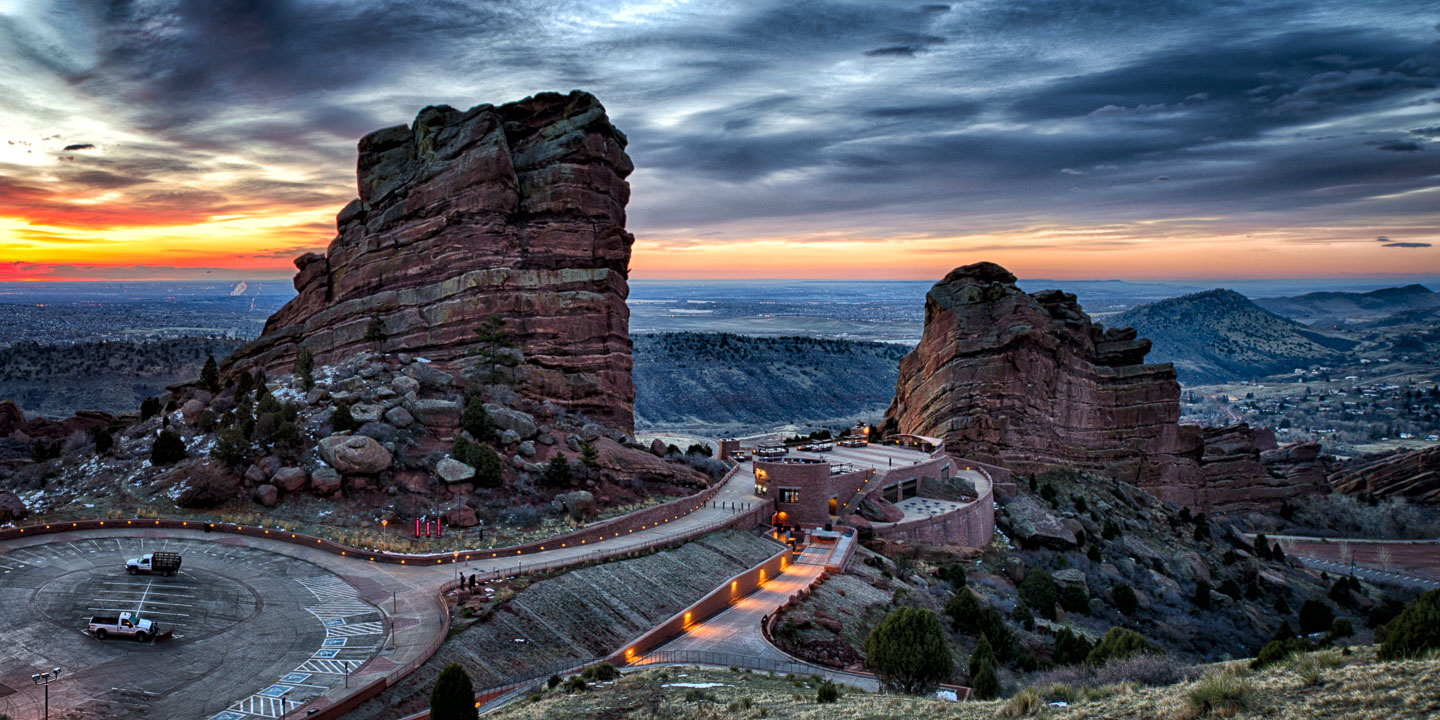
(351, 403), (385, 423)
(391, 376), (420, 395)
(272, 467), (308, 493)
(483, 404), (538, 440)
(0, 491), (28, 524)
(857, 496), (905, 523)
(311, 467), (342, 495)
(253, 484), (279, 507)
(437, 457), (477, 484)
(445, 506), (479, 528)
(580, 423), (604, 442)
(499, 429), (521, 446)
(181, 399), (206, 425)
(405, 363), (455, 391)
(649, 438), (668, 457)
(406, 399), (462, 428)
(384, 406), (415, 428)
(1002, 495), (1077, 549)
(1053, 568), (1089, 596)
(243, 464), (268, 486)
(258, 456), (282, 477)
(395, 469), (431, 494)
(1004, 556), (1027, 583)
(358, 421), (399, 444)
(518, 440), (536, 457)
(317, 435), (393, 474)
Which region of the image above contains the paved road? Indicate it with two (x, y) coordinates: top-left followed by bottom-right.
(634, 553), (880, 692)
(1295, 555), (1440, 591)
(0, 468), (765, 719)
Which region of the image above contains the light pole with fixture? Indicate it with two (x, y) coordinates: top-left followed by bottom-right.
(31, 667), (61, 720)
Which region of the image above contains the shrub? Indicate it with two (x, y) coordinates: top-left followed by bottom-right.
(970, 633), (996, 679)
(975, 605), (1016, 661)
(1111, 582), (1137, 614)
(1329, 617), (1354, 639)
(1013, 600), (1035, 631)
(1193, 580), (1211, 610)
(429, 663), (477, 720)
(1053, 627), (1094, 666)
(461, 397), (494, 440)
(1298, 599), (1334, 635)
(564, 676), (587, 693)
(1273, 595), (1291, 615)
(542, 454), (572, 486)
(1245, 580), (1261, 601)
(1087, 545), (1102, 563)
(1271, 542), (1285, 562)
(295, 347), (315, 390)
(1368, 597), (1405, 629)
(944, 589), (980, 633)
(1253, 533), (1270, 560)
(150, 429), (188, 465)
(1060, 583), (1089, 614)
(1185, 668), (1252, 717)
(1379, 589), (1440, 660)
(1251, 637), (1308, 670)
(93, 428), (114, 455)
(1085, 627), (1157, 666)
(1219, 578), (1243, 600)
(1102, 520), (1121, 540)
(1329, 578), (1353, 605)
(998, 687), (1042, 718)
(198, 355), (221, 393)
(862, 607), (952, 694)
(939, 563), (967, 588)
(330, 403), (358, 432)
(816, 679), (840, 703)
(971, 660), (1001, 700)
(581, 663), (618, 681)
(211, 428), (251, 468)
(140, 396), (162, 421)
(1019, 569), (1058, 620)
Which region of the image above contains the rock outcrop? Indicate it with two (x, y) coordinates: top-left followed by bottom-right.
(1329, 446), (1440, 503)
(224, 91), (637, 432)
(887, 262), (1326, 512)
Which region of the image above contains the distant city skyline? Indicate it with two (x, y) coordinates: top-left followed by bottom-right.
(2, 1), (1438, 282)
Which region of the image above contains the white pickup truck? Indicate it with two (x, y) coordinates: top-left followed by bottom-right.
(88, 612), (156, 642)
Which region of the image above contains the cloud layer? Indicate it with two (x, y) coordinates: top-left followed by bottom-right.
(0, 0), (1437, 279)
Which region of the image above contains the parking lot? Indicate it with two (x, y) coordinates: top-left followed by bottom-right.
(0, 536), (386, 719)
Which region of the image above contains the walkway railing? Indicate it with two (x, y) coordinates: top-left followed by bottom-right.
(634, 649), (876, 686)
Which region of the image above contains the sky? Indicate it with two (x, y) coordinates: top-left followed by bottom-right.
(1, 0), (1438, 282)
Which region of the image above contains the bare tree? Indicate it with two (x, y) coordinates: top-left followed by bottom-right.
(1376, 545), (1394, 573)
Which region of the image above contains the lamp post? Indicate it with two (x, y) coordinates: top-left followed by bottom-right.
(31, 667), (61, 720)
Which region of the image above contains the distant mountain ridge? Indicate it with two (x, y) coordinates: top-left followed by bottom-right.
(1256, 284), (1440, 326)
(632, 332), (909, 431)
(1111, 289), (1356, 385)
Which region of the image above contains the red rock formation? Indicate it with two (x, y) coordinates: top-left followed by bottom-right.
(887, 262), (1325, 512)
(225, 91), (636, 431)
(1329, 446), (1440, 503)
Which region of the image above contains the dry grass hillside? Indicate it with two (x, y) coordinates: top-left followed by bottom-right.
(492, 646), (1440, 720)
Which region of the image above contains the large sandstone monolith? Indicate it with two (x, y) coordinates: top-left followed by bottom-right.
(887, 262), (1325, 512)
(224, 91), (637, 432)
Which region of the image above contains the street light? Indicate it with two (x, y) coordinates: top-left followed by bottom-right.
(31, 667), (61, 720)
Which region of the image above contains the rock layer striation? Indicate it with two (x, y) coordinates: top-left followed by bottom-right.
(886, 262), (1325, 512)
(225, 91), (637, 431)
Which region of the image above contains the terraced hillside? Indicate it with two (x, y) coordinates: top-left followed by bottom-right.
(350, 529), (783, 719)
(1111, 290), (1355, 385)
(632, 332), (910, 431)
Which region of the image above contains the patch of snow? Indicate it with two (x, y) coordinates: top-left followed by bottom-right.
(664, 682), (726, 689)
(415, 357), (431, 363)
(935, 689), (958, 701)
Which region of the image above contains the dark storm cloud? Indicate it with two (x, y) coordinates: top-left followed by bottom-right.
(1382, 242), (1433, 248)
(1375, 140), (1424, 152)
(62, 143), (95, 151)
